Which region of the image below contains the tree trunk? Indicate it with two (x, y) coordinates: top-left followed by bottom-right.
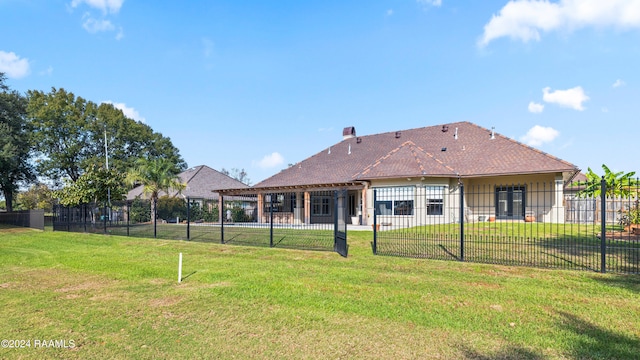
(5, 191), (13, 212)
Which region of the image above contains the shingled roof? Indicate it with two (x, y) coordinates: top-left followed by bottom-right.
(254, 121), (579, 189)
(127, 165), (249, 200)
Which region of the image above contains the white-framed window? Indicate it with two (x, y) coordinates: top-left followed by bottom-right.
(374, 186), (415, 216)
(424, 186), (445, 215)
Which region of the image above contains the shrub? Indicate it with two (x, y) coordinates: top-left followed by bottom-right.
(130, 198), (151, 223)
(157, 196), (187, 221)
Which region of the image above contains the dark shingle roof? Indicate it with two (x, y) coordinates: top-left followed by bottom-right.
(127, 165), (248, 200)
(254, 121), (578, 189)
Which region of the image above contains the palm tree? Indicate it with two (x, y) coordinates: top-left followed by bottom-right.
(125, 158), (185, 219)
(578, 164), (638, 198)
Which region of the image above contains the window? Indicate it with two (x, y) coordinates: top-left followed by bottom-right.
(495, 186), (525, 219)
(312, 196), (331, 216)
(264, 193), (295, 213)
(374, 187), (414, 216)
(424, 186), (444, 215)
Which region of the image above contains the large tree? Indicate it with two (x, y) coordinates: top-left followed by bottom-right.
(0, 73), (34, 211)
(27, 88), (186, 185)
(55, 165), (126, 207)
(15, 183), (55, 212)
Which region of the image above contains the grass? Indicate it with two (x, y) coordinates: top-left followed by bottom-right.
(377, 222), (639, 273)
(1, 225), (639, 359)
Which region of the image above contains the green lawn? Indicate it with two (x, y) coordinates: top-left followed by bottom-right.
(377, 222), (639, 273)
(1, 226), (639, 359)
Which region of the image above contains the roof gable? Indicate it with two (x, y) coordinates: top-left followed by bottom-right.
(354, 141), (457, 179)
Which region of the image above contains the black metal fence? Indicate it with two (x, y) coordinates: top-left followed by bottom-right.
(53, 190), (345, 254)
(0, 210), (45, 230)
(372, 179), (639, 274)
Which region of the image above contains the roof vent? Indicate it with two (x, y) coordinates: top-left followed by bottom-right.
(395, 131), (401, 138)
(442, 125), (449, 132)
(441, 147), (447, 152)
(490, 127), (495, 140)
(356, 137), (362, 144)
(454, 127), (458, 140)
(343, 126), (356, 140)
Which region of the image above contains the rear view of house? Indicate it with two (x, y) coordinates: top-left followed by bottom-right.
(243, 121), (579, 227)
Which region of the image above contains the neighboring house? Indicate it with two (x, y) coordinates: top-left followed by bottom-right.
(231, 121), (580, 226)
(127, 165), (253, 212)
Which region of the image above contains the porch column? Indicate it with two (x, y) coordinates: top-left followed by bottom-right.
(294, 192), (303, 224)
(361, 183), (369, 225)
(257, 193), (264, 223)
(304, 191), (311, 224)
(551, 176), (565, 223)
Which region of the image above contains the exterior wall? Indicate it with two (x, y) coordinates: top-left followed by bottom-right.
(463, 173), (565, 223)
(366, 177), (460, 227)
(366, 173), (567, 227)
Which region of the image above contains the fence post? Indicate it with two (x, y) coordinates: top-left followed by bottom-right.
(372, 189), (377, 254)
(103, 203), (107, 234)
(83, 204), (87, 233)
(186, 196), (190, 241)
(459, 182), (465, 262)
(600, 177), (607, 273)
(270, 193), (274, 247)
(153, 197), (157, 239)
(126, 200), (130, 237)
(334, 190), (338, 248)
(67, 206), (70, 232)
(220, 195), (224, 244)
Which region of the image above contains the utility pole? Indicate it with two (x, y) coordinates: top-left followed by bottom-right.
(104, 127), (111, 207)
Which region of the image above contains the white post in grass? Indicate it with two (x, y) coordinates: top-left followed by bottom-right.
(178, 252), (183, 283)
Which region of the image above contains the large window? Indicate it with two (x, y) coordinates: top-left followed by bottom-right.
(264, 193), (295, 213)
(495, 186), (525, 219)
(312, 196), (331, 216)
(424, 186), (444, 215)
(375, 187), (415, 216)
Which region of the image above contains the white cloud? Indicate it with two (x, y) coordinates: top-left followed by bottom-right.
(70, 0), (123, 14)
(386, 9), (394, 16)
(479, 0), (640, 47)
(256, 152), (284, 169)
(82, 16), (115, 33)
(0, 51), (30, 79)
(528, 101), (544, 113)
(542, 86), (589, 111)
(520, 125), (560, 146)
(102, 101), (146, 123)
(612, 79), (626, 88)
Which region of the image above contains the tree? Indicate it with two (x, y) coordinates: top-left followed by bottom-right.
(221, 167), (251, 185)
(16, 183), (55, 212)
(125, 158), (186, 217)
(54, 165), (126, 207)
(27, 88), (186, 185)
(578, 164), (638, 198)
(0, 73), (34, 211)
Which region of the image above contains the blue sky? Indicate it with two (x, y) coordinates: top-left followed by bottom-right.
(2, 0), (639, 184)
